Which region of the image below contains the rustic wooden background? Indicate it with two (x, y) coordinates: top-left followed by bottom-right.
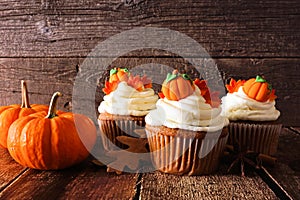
(0, 0), (299, 126)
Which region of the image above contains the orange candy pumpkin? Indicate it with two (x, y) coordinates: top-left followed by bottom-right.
(7, 92), (97, 170)
(103, 68), (130, 95)
(0, 81), (48, 148)
(243, 76), (275, 102)
(161, 70), (195, 101)
(108, 68), (129, 83)
(103, 67), (153, 94)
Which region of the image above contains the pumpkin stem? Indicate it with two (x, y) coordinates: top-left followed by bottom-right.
(46, 92), (62, 119)
(255, 75), (266, 83)
(110, 68), (118, 76)
(172, 69), (179, 75)
(166, 70), (180, 83)
(21, 80), (31, 108)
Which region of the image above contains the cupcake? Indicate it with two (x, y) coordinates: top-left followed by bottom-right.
(145, 70), (229, 175)
(98, 67), (158, 150)
(221, 75), (282, 157)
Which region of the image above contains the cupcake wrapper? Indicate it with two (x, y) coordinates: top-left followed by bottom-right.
(98, 116), (145, 151)
(146, 127), (228, 175)
(228, 122), (282, 156)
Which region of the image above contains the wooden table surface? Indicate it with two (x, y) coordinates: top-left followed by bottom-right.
(0, 127), (299, 200)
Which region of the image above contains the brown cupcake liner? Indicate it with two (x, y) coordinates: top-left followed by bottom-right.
(98, 113), (145, 151)
(227, 122), (282, 156)
(145, 125), (228, 175)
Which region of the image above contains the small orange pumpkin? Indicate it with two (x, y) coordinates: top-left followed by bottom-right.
(243, 76), (274, 102)
(0, 81), (48, 148)
(108, 68), (129, 83)
(7, 92), (97, 170)
(161, 70), (195, 101)
(103, 68), (130, 95)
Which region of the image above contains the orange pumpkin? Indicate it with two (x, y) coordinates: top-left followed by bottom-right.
(243, 76), (274, 102)
(103, 68), (130, 95)
(0, 81), (48, 148)
(161, 70), (195, 101)
(7, 92), (97, 170)
(109, 68), (129, 83)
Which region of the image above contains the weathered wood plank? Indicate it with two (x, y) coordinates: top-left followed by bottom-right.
(140, 169), (278, 199)
(0, 160), (138, 199)
(0, 148), (27, 192)
(290, 127), (300, 134)
(0, 58), (80, 111)
(267, 128), (300, 200)
(0, 0), (299, 57)
(0, 57), (298, 125)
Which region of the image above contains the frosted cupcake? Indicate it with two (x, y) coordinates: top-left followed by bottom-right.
(221, 75), (281, 157)
(98, 68), (158, 150)
(145, 70), (229, 175)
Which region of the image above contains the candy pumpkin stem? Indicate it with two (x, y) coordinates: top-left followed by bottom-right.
(255, 75), (266, 83)
(172, 69), (179, 75)
(166, 70), (179, 83)
(46, 92), (62, 119)
(21, 80), (31, 108)
(110, 68), (118, 76)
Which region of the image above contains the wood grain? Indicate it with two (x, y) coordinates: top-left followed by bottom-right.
(267, 128), (300, 200)
(0, 160), (138, 200)
(0, 148), (27, 192)
(0, 0), (299, 57)
(140, 170), (278, 199)
(290, 127), (300, 134)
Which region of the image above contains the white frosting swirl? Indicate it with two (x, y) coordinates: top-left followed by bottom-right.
(99, 82), (158, 116)
(145, 87), (229, 132)
(221, 87), (280, 121)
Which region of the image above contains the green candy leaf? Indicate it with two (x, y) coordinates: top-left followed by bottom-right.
(267, 83), (273, 91)
(182, 74), (191, 80)
(255, 75), (266, 83)
(110, 68), (118, 76)
(166, 73), (178, 83)
(122, 68), (129, 73)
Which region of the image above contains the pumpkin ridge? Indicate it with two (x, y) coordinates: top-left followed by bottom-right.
(170, 80), (180, 101)
(50, 117), (65, 169)
(7, 116), (34, 165)
(18, 108), (36, 118)
(32, 118), (46, 169)
(0, 108), (21, 148)
(242, 78), (255, 94)
(248, 83), (261, 99)
(20, 118), (40, 169)
(256, 83), (269, 101)
(58, 116), (86, 167)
